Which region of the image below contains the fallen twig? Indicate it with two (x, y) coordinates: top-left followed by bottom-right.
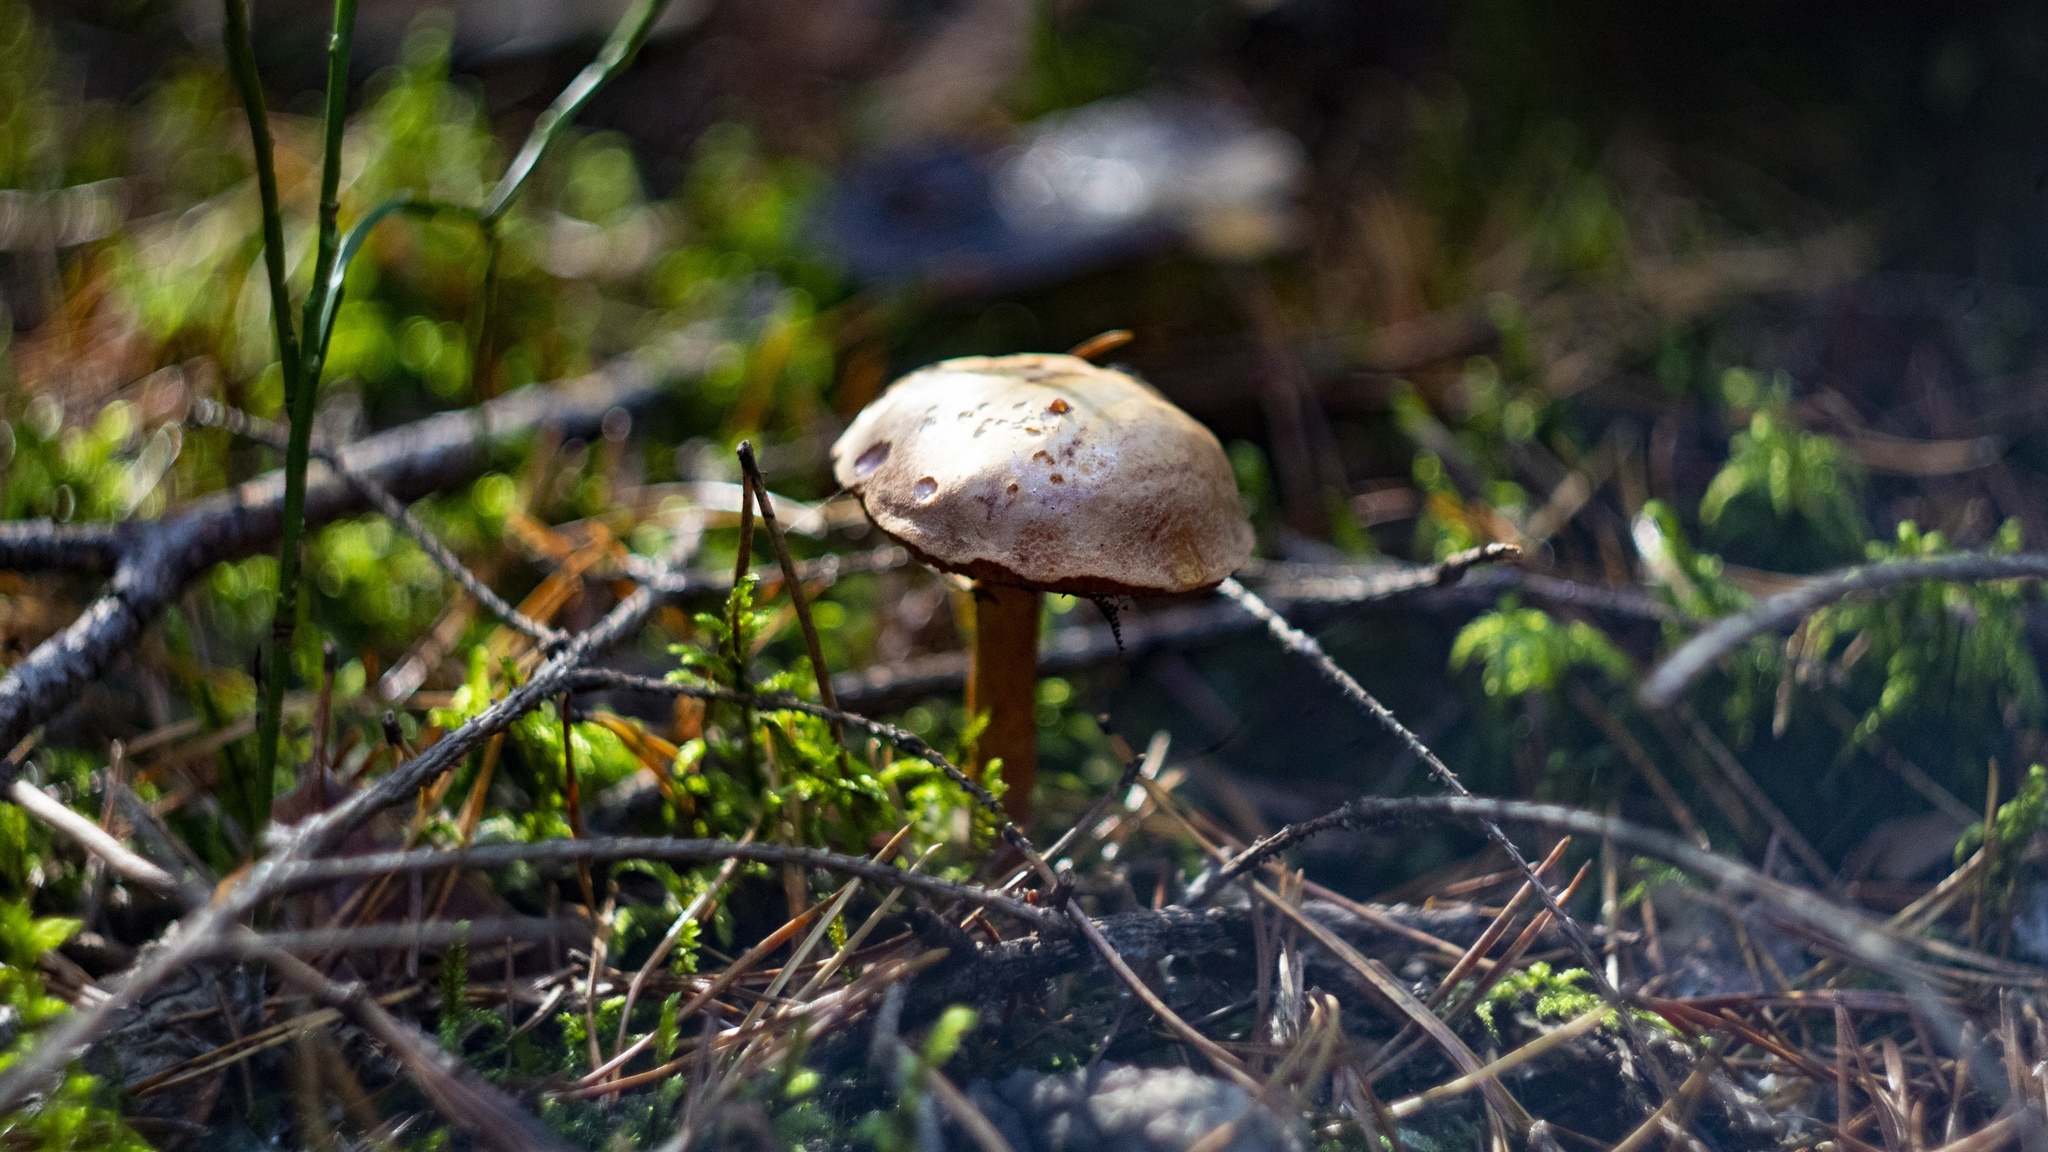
(258, 836), (1055, 928)
(1210, 575), (1678, 1104)
(0, 359), (678, 765)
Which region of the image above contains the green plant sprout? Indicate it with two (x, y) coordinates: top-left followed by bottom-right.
(1700, 369), (1866, 572)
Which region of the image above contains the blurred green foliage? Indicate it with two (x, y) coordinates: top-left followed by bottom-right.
(1701, 370), (1867, 572)
(1451, 597), (1631, 699)
(1805, 520), (2044, 770)
(1955, 763), (2048, 911)
(0, 0), (56, 192)
(0, 905), (145, 1150)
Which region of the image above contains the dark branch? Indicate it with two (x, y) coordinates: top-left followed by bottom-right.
(831, 561), (1676, 710)
(0, 522), (129, 574)
(261, 836), (1054, 927)
(0, 358), (675, 760)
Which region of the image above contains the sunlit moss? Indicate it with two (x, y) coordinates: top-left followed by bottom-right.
(0, 904), (148, 1150)
(1451, 597), (1632, 699)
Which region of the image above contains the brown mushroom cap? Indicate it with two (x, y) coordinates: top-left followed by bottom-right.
(830, 353), (1254, 596)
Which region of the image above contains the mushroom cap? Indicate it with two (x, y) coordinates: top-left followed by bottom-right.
(830, 353), (1254, 596)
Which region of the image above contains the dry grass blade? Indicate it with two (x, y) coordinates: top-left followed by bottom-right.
(1930, 1111), (2026, 1152)
(923, 1064), (1019, 1152)
(1211, 793), (2007, 1000)
(257, 942), (573, 1152)
(1070, 908), (1260, 1089)
(1247, 878), (1536, 1136)
(1387, 1005), (1609, 1119)
(795, 844), (938, 1002)
(1372, 861), (1594, 1085)
(578, 900), (822, 1085)
(1429, 838), (1570, 1007)
(565, 948), (953, 1102)
(1647, 999), (1834, 1082)
(1442, 862), (1592, 1021)
(1212, 575), (1672, 1102)
(615, 849), (747, 1055)
(127, 987), (420, 1098)
(1608, 1032), (1738, 1152)
(1356, 841), (1570, 1084)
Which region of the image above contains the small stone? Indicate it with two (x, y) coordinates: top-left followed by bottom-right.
(964, 1063), (1307, 1152)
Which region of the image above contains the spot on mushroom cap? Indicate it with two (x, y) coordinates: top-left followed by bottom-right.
(830, 353), (1254, 596)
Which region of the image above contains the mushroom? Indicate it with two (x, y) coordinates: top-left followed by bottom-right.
(831, 352), (1253, 823)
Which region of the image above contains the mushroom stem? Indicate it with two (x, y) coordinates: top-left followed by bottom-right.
(967, 583), (1041, 825)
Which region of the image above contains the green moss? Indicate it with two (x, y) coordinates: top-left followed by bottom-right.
(0, 904), (147, 1150)
(1474, 962), (1606, 1037)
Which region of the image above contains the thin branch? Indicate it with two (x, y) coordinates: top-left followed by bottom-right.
(1211, 575), (1678, 1104)
(6, 779), (185, 901)
(190, 399), (564, 644)
(246, 916), (576, 955)
(830, 557), (1662, 710)
(1641, 551), (2048, 709)
(258, 836), (1054, 928)
(1239, 542), (1521, 599)
(736, 441), (842, 737)
(0, 360), (669, 765)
